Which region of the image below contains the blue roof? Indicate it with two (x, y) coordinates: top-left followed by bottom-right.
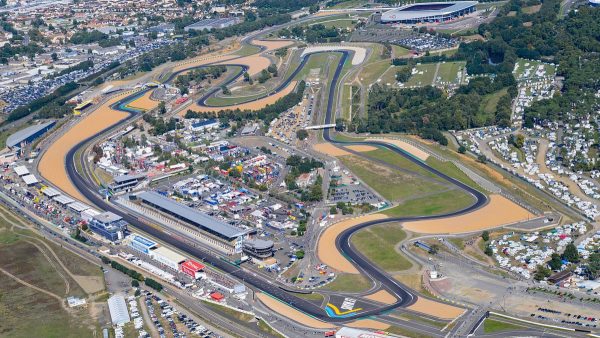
(6, 120), (56, 148)
(132, 234), (157, 248)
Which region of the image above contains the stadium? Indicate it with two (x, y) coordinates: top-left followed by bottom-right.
(380, 1), (477, 24)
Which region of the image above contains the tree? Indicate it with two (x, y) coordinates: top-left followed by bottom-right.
(295, 250), (305, 259)
(51, 52), (58, 61)
(296, 129), (308, 140)
(221, 85), (231, 95)
(481, 230), (490, 242)
(330, 206), (338, 214)
(484, 245), (493, 256)
(458, 145), (467, 154)
(534, 264), (551, 281)
(588, 252), (600, 279)
(158, 101), (166, 114)
(548, 253), (562, 271)
(562, 243), (579, 263)
(477, 155), (487, 164)
(134, 289), (141, 297)
(429, 244), (439, 255)
(131, 279), (140, 287)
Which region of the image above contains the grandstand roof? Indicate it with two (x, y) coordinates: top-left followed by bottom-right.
(6, 120), (56, 148)
(138, 191), (250, 240)
(381, 1), (477, 22)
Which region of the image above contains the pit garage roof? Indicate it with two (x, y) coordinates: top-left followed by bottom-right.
(13, 165), (29, 176)
(53, 195), (75, 205)
(22, 174), (38, 185)
(113, 173), (146, 184)
(381, 1), (477, 21)
(138, 191), (250, 240)
(42, 187), (61, 197)
(150, 246), (186, 264)
(68, 201), (90, 212)
(6, 120), (55, 148)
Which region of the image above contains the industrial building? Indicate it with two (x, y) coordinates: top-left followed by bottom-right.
(190, 118), (219, 132)
(6, 120), (56, 149)
(88, 211), (128, 241)
(242, 238), (274, 259)
(149, 246), (186, 271)
(380, 1), (477, 24)
(134, 191), (252, 254)
(184, 17), (240, 32)
(180, 259), (205, 279)
(128, 233), (157, 254)
(109, 173), (146, 192)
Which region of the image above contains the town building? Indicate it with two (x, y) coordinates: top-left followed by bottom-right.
(88, 211), (128, 241)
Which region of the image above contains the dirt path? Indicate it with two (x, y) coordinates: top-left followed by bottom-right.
(0, 267), (67, 310)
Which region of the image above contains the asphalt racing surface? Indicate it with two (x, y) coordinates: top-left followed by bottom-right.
(62, 39), (489, 323)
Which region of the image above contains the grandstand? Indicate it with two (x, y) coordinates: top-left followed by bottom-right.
(380, 1), (477, 24)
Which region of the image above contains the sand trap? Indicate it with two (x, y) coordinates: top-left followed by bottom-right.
(184, 81), (297, 115)
(302, 46), (367, 65)
(370, 138), (429, 161)
(315, 10), (349, 16)
(347, 319), (390, 330)
(127, 91), (158, 110)
(38, 91), (134, 201)
(253, 39), (294, 51)
(363, 290), (397, 305)
(403, 194), (536, 234)
(345, 145), (377, 152)
(216, 55), (271, 76)
(407, 297), (465, 320)
(256, 293), (335, 329)
(318, 214), (388, 274)
(313, 143), (350, 156)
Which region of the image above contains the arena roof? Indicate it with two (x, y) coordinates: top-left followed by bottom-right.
(6, 120), (56, 148)
(381, 1), (477, 22)
(137, 191), (251, 240)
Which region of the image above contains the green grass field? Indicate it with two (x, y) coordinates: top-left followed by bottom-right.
(311, 19), (356, 29)
(0, 208), (99, 337)
(425, 157), (482, 191)
(436, 61), (466, 85)
(323, 273), (371, 292)
(339, 154), (449, 201)
(382, 189), (474, 218)
(358, 60), (391, 86)
(392, 45), (410, 57)
(361, 148), (438, 179)
(513, 58), (556, 80)
(328, 0), (368, 9)
(483, 318), (525, 334)
(351, 224), (412, 271)
(405, 63), (436, 87)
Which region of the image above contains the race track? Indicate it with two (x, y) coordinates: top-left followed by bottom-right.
(59, 35), (490, 323)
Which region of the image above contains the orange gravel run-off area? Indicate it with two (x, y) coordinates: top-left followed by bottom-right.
(370, 138), (429, 161)
(363, 290), (397, 305)
(252, 39), (294, 51)
(127, 91), (159, 110)
(38, 91), (137, 201)
(313, 142), (350, 156)
(347, 319), (391, 330)
(215, 55), (271, 76)
(403, 194), (536, 234)
(317, 214), (388, 274)
(407, 297), (465, 320)
(255, 293), (336, 329)
(184, 81), (297, 115)
(344, 145), (378, 152)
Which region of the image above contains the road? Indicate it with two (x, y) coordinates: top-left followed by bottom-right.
(53, 29), (493, 324)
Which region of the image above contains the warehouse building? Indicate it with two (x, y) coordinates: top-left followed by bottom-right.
(135, 191), (252, 254)
(88, 211), (128, 242)
(184, 17), (240, 32)
(149, 246), (186, 271)
(6, 120), (56, 149)
(107, 295), (130, 325)
(380, 1), (477, 24)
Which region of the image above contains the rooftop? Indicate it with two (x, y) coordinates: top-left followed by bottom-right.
(137, 191), (250, 240)
(113, 173), (146, 184)
(93, 211), (123, 224)
(6, 120), (56, 148)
